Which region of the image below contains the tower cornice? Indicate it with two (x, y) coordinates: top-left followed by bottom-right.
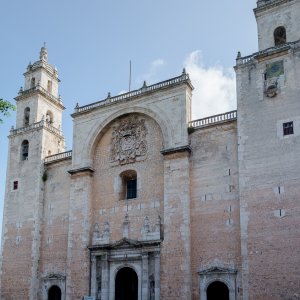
(15, 84), (65, 110)
(255, 0), (295, 15)
(235, 39), (300, 69)
(9, 120), (64, 139)
(24, 59), (60, 82)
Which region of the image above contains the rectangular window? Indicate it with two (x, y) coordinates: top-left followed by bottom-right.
(283, 122), (294, 136)
(13, 181), (18, 190)
(127, 179), (137, 199)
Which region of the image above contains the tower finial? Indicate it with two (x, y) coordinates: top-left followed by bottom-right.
(40, 43), (48, 61)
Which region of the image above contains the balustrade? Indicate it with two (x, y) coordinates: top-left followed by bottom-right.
(236, 40), (300, 66)
(189, 110), (237, 129)
(75, 73), (191, 113)
(10, 120), (62, 136)
(44, 150), (72, 164)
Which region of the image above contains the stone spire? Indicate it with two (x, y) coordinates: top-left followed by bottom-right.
(39, 43), (48, 61)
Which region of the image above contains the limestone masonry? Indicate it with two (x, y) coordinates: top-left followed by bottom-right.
(1, 1), (300, 299)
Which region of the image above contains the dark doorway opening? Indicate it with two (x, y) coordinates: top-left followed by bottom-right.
(48, 285), (61, 300)
(115, 267), (138, 300)
(207, 281), (229, 300)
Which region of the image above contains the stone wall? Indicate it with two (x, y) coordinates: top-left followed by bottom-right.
(189, 122), (241, 300)
(38, 159), (71, 299)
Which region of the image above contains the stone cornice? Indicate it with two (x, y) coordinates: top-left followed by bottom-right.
(88, 237), (162, 251)
(24, 59), (59, 81)
(67, 166), (95, 176)
(15, 85), (65, 110)
(255, 0), (294, 15)
(160, 145), (192, 156)
(198, 266), (237, 275)
(235, 39), (300, 69)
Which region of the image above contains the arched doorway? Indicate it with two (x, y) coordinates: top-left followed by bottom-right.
(48, 285), (61, 300)
(115, 267), (138, 300)
(207, 281), (229, 300)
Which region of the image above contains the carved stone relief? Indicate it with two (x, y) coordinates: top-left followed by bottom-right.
(111, 117), (147, 165)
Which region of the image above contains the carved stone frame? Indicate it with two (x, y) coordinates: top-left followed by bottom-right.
(42, 273), (66, 300)
(198, 266), (237, 300)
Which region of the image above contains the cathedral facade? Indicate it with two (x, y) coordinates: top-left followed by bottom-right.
(1, 1), (300, 299)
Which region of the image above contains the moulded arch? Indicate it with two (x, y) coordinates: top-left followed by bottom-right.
(114, 264), (139, 280)
(87, 106), (171, 162)
(204, 278), (232, 292)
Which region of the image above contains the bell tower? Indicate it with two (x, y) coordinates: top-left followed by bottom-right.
(255, 0), (300, 50)
(0, 46), (65, 299)
(236, 0), (300, 299)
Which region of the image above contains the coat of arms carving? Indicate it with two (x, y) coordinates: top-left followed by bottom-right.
(110, 117), (147, 164)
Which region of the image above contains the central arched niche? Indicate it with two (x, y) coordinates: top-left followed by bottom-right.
(91, 113), (164, 242)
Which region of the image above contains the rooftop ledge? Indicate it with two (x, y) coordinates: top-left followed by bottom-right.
(255, 0), (293, 12)
(235, 39), (300, 67)
(15, 83), (65, 110)
(72, 71), (193, 116)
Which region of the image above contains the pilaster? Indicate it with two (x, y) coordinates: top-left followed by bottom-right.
(101, 254), (109, 300)
(160, 148), (192, 299)
(141, 252), (149, 299)
(66, 169), (93, 299)
(154, 251), (160, 300)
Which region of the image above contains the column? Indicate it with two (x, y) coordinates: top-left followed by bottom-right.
(101, 254), (109, 300)
(90, 255), (97, 297)
(154, 251), (160, 300)
(141, 252), (149, 300)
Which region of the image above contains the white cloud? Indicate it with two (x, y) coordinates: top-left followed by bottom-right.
(184, 50), (236, 120)
(151, 58), (164, 68)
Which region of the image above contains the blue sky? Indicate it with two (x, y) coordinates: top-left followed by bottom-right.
(0, 0), (257, 238)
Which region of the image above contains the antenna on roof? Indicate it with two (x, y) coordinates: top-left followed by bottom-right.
(129, 60), (132, 92)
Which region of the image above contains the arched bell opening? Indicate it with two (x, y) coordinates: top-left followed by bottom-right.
(274, 26), (286, 46)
